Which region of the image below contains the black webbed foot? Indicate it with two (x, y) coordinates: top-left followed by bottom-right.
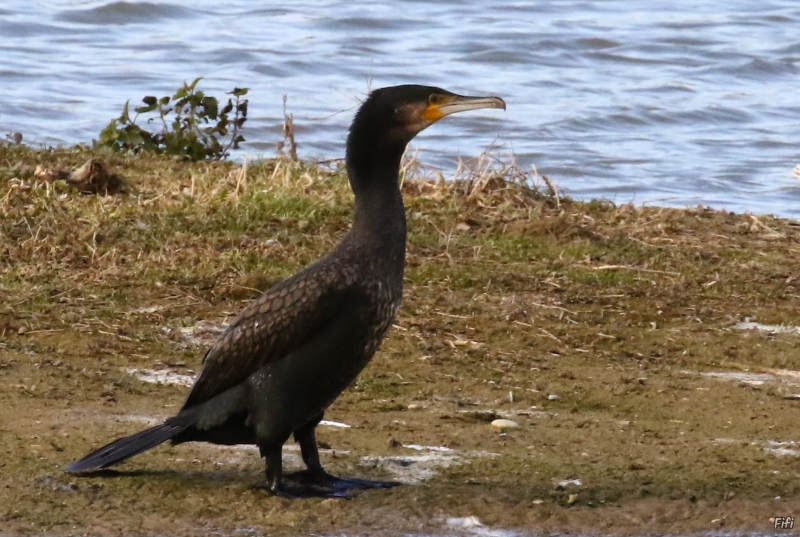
(289, 468), (400, 490)
(259, 418), (400, 499)
(260, 481), (354, 499)
(271, 469), (399, 499)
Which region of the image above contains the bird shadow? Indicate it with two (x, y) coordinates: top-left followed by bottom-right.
(70, 468), (399, 499)
(72, 467), (262, 487)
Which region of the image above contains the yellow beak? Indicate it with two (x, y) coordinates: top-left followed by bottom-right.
(423, 94), (506, 122)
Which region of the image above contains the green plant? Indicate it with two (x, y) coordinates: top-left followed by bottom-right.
(98, 78), (248, 161)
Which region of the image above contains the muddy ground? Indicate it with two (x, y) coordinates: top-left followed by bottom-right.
(0, 145), (798, 536)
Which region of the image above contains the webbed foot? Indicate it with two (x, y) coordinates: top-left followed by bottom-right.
(260, 481), (353, 499)
(269, 469), (399, 499)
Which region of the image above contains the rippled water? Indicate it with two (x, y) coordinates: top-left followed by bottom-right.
(2, 1), (800, 217)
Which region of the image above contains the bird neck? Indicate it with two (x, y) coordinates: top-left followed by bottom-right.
(348, 162), (407, 253)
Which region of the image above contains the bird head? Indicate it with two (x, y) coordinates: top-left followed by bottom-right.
(347, 85), (506, 173)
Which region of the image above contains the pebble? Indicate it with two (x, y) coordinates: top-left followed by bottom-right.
(547, 394), (561, 401)
(490, 419), (520, 430)
(407, 404), (424, 410)
(446, 516), (483, 529)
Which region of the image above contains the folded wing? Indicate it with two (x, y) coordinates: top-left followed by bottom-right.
(182, 259), (355, 409)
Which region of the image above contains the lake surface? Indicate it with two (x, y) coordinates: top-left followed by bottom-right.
(2, 0), (800, 217)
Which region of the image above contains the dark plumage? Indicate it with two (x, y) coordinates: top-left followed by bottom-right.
(64, 85), (505, 497)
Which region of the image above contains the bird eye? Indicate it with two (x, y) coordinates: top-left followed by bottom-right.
(428, 94), (441, 105)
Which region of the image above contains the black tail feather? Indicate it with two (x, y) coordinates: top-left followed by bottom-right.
(63, 418), (189, 473)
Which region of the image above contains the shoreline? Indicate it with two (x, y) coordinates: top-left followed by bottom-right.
(0, 144), (798, 536)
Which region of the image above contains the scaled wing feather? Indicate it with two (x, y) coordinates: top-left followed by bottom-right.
(182, 260), (352, 408)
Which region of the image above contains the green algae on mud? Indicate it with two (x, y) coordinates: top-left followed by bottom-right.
(0, 144), (799, 536)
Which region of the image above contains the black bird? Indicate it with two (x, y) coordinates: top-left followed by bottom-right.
(64, 85), (505, 498)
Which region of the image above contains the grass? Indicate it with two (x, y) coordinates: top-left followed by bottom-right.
(0, 143), (799, 535)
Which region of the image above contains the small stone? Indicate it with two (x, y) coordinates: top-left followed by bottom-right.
(568, 493), (578, 505)
(532, 499), (544, 505)
(491, 419), (520, 430)
(447, 516), (483, 529)
(406, 403), (424, 410)
(547, 394), (561, 401)
(17, 326), (27, 335)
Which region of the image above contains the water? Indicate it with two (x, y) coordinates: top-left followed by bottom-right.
(2, 1), (800, 217)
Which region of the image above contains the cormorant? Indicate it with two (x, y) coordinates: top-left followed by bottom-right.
(64, 85), (506, 498)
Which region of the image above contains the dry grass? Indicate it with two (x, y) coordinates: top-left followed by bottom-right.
(1, 143), (799, 536)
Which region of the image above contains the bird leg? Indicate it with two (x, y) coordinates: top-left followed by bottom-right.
(260, 444), (286, 496)
(296, 415), (325, 473)
(258, 418), (399, 499)
(282, 417), (400, 498)
(259, 442), (340, 499)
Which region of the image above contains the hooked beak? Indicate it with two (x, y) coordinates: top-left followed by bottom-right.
(423, 94), (506, 122)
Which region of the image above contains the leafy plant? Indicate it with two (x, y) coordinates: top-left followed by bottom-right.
(98, 78), (248, 161)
